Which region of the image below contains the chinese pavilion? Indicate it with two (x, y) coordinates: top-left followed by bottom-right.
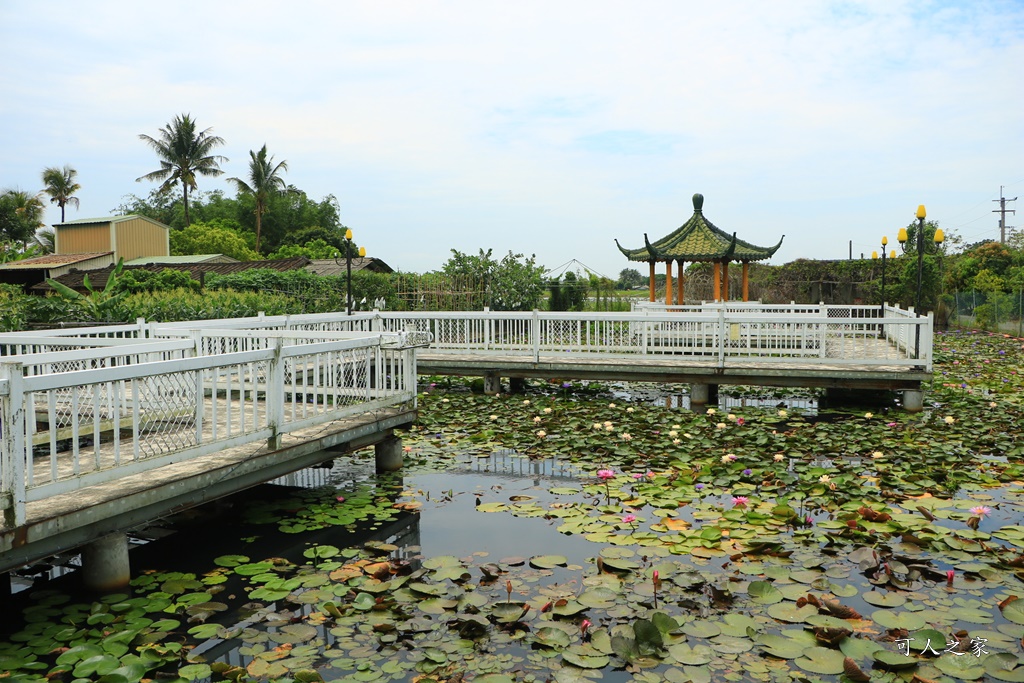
(615, 193), (784, 303)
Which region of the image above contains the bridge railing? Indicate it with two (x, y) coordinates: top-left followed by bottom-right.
(0, 332), (417, 527)
(271, 307), (930, 368)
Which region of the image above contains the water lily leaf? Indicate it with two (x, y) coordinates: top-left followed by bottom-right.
(873, 649), (919, 669)
(1000, 598), (1024, 625)
(73, 654), (120, 678)
(757, 634), (809, 659)
(550, 488), (580, 495)
(863, 591), (906, 607)
(213, 555), (249, 567)
(530, 555), (568, 569)
(871, 609), (927, 631)
(681, 620), (721, 638)
(578, 587), (618, 608)
(178, 664), (213, 681)
(934, 653), (986, 679)
(476, 503), (509, 512)
(766, 603), (817, 623)
(709, 635), (752, 654)
(795, 646), (845, 675)
(748, 581), (783, 605)
(535, 627), (572, 649)
(475, 675), (516, 683)
(552, 600), (588, 617)
(666, 642), (714, 666)
(561, 649), (610, 669)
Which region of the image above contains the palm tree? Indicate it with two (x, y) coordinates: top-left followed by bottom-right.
(226, 144), (290, 253)
(41, 164), (81, 223)
(0, 188), (45, 244)
(136, 114), (227, 226)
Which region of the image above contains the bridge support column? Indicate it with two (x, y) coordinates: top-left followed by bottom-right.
(902, 389), (924, 412)
(82, 532), (131, 592)
(509, 377), (526, 394)
(689, 383), (709, 407)
(483, 372), (501, 395)
(375, 436), (404, 473)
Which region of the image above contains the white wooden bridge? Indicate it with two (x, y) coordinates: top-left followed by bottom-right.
(0, 303), (931, 588)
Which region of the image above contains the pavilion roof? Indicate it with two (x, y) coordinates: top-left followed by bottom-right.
(615, 194), (783, 263)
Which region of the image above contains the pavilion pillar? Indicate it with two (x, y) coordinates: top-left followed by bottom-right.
(648, 261), (656, 302)
(722, 262), (730, 301)
(676, 260), (685, 306)
(665, 260), (673, 306)
(712, 262), (720, 301)
(742, 262), (750, 302)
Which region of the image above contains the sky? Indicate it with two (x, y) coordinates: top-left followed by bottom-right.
(1, 0), (1022, 279)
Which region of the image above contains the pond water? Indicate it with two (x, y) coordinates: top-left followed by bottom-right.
(3, 330), (1024, 683)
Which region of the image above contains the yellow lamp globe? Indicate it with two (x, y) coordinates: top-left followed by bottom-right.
(897, 228), (909, 243)
(881, 235), (888, 246)
(872, 251), (879, 259)
(916, 205), (926, 220)
(345, 228), (353, 241)
(358, 246), (366, 257)
(934, 228), (945, 244)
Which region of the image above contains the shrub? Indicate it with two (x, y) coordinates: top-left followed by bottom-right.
(119, 288), (299, 322)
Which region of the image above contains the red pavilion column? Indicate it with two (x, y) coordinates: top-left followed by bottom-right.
(722, 261), (730, 301)
(742, 262), (750, 302)
(648, 261), (656, 302)
(712, 262), (721, 301)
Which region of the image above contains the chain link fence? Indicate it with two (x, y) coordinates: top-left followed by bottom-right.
(947, 289), (1024, 335)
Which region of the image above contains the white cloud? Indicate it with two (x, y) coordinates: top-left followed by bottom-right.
(1, 0), (1021, 275)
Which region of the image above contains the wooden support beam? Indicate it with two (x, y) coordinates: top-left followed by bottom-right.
(722, 262), (730, 301)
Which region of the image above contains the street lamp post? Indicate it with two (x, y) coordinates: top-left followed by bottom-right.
(338, 228), (367, 316)
(897, 205), (937, 362)
(872, 235), (890, 336)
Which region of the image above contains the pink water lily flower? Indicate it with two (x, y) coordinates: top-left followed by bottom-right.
(970, 505), (992, 517)
(597, 469), (615, 480)
(732, 496), (749, 507)
(622, 514), (637, 524)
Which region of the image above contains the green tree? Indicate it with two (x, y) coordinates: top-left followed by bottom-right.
(617, 268), (644, 290)
(242, 189), (342, 254)
(267, 238), (338, 260)
(40, 164), (81, 223)
(170, 219), (261, 261)
(441, 248), (546, 311)
(136, 114), (227, 226)
(0, 188), (45, 243)
(226, 145), (291, 253)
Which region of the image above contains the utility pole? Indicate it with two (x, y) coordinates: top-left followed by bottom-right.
(993, 186), (1017, 243)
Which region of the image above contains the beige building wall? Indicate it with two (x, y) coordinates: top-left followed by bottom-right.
(114, 217), (169, 260)
(56, 224), (111, 254)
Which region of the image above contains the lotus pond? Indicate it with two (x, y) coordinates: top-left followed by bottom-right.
(2, 329), (1024, 683)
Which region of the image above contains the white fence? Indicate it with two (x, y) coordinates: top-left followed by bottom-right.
(0, 330), (419, 527)
(208, 306), (931, 369)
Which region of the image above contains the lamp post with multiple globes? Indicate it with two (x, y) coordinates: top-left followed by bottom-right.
(335, 228), (366, 316)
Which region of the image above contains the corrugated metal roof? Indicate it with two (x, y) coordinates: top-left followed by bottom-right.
(124, 254), (239, 265)
(305, 257), (394, 275)
(55, 214), (170, 230)
(34, 257), (312, 292)
(0, 252), (112, 270)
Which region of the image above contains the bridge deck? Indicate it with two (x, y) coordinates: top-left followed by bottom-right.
(1, 406), (415, 573)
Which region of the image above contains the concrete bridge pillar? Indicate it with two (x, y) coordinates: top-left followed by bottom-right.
(690, 383), (709, 407)
(81, 532), (131, 592)
(903, 389), (924, 412)
(375, 436), (404, 473)
(483, 372), (501, 395)
(509, 377), (526, 394)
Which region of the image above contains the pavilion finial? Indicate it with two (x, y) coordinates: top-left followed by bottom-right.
(692, 193), (704, 213)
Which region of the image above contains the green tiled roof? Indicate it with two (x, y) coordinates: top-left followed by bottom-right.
(616, 194), (783, 263)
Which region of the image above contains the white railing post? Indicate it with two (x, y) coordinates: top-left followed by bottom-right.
(532, 310), (541, 362)
(136, 317), (148, 339)
(717, 306), (726, 367)
(371, 310), (382, 333)
(483, 307), (492, 351)
(1, 362), (27, 527)
(267, 337), (285, 450)
(923, 312), (934, 371)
